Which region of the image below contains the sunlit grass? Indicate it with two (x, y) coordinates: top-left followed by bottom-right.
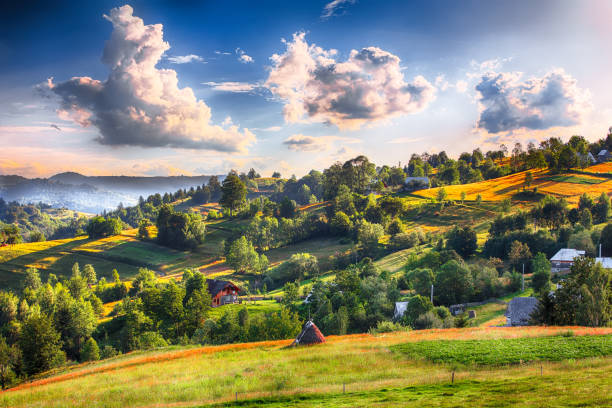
(413, 168), (612, 205)
(2, 326), (611, 408)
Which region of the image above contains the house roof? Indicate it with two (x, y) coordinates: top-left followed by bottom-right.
(598, 149), (610, 156)
(394, 301), (408, 319)
(550, 248), (585, 262)
(596, 257), (612, 269)
(505, 297), (538, 326)
(206, 279), (240, 297)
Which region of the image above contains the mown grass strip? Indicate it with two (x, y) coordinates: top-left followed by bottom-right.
(391, 334), (612, 366)
(201, 367), (612, 407)
(543, 175), (607, 184)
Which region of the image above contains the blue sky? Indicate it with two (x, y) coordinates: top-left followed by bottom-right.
(1, 0), (611, 177)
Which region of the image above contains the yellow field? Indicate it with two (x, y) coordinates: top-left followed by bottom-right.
(585, 162), (612, 174)
(2, 326), (610, 408)
(414, 169), (612, 205)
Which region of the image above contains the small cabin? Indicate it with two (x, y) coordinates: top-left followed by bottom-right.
(206, 279), (240, 307)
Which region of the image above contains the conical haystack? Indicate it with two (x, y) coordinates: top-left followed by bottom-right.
(293, 320), (325, 346)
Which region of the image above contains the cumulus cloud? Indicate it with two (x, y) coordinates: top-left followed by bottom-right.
(43, 5), (254, 152)
(266, 32), (436, 130)
(475, 68), (591, 133)
(283, 134), (331, 152)
(322, 0), (356, 19)
(166, 54), (204, 64)
(455, 80), (468, 93)
(235, 48), (254, 63)
(203, 81), (260, 93)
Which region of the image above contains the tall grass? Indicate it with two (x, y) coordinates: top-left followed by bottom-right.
(2, 326), (611, 408)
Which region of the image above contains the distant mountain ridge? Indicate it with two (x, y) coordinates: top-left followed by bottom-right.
(0, 172), (222, 213)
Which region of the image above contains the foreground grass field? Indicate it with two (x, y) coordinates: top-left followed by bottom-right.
(2, 326), (611, 408)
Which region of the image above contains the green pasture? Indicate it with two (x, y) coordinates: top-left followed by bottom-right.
(392, 335), (612, 366)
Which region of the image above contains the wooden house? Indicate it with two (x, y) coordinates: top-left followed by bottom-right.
(549, 248), (584, 273)
(206, 279), (240, 307)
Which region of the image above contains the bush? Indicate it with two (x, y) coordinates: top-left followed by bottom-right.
(80, 337), (100, 362)
(138, 332), (168, 350)
(100, 345), (119, 359)
(389, 231), (420, 250)
(369, 320), (406, 334)
(414, 311), (443, 330)
(387, 218), (405, 235)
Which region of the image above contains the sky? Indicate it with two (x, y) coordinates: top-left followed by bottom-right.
(1, 0), (612, 178)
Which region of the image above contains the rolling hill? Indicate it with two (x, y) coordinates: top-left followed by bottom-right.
(412, 167), (612, 205)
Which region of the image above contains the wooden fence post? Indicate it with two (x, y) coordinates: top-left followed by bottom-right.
(451, 371), (455, 384)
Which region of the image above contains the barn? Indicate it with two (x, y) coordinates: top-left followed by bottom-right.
(206, 279), (240, 307)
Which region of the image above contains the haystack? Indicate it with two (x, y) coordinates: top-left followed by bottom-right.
(293, 320), (325, 346)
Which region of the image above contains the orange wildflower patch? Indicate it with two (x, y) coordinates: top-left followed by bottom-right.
(6, 339), (293, 392)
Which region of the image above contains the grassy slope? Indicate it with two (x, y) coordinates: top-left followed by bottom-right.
(208, 299), (281, 318)
(0, 230), (186, 289)
(412, 167), (612, 205)
(2, 326), (611, 408)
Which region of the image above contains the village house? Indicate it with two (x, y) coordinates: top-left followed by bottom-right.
(206, 279), (240, 307)
(549, 248), (585, 273)
(505, 297), (538, 326)
(597, 149), (612, 162)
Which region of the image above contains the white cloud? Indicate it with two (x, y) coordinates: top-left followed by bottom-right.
(203, 81), (260, 93)
(166, 54), (204, 64)
(251, 126), (282, 132)
(283, 134), (331, 152)
(475, 68), (592, 133)
(215, 50), (231, 55)
(470, 57), (513, 73)
(43, 5), (255, 152)
(435, 75), (449, 91)
(236, 48), (254, 64)
(261, 126), (282, 132)
(322, 0), (356, 19)
(455, 80), (468, 93)
(266, 32), (436, 130)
